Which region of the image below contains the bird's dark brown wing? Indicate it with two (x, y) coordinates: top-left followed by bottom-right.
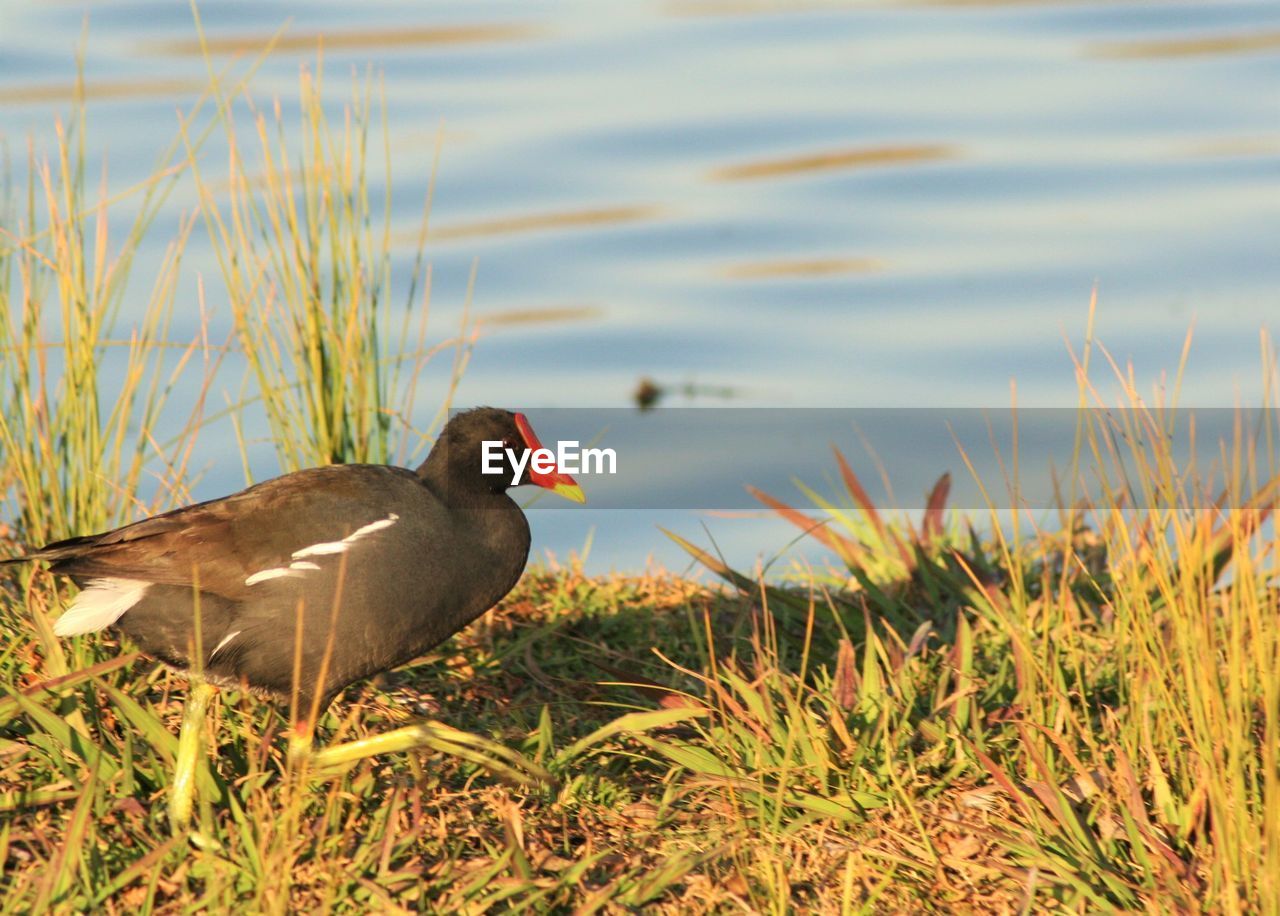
(20, 464), (432, 598)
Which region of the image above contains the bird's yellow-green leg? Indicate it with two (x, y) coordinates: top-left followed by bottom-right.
(310, 722), (446, 769)
(169, 679), (218, 838)
(309, 721), (551, 786)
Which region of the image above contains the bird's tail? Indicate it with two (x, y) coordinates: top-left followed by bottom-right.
(2, 540), (95, 566)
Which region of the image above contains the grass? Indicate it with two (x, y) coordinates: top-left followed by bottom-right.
(2, 40), (1279, 916)
(182, 39), (458, 472)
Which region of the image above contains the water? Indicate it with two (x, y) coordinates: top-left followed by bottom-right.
(1, 1), (1277, 571)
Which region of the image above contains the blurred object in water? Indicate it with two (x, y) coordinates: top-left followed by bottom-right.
(634, 377), (664, 410)
(633, 377), (742, 411)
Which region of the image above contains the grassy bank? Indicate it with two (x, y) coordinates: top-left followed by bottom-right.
(3, 480), (1278, 912)
(2, 53), (1279, 916)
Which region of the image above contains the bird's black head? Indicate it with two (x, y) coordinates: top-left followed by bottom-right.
(417, 408), (585, 503)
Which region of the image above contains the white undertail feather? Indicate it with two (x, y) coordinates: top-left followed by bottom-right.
(53, 578), (150, 637)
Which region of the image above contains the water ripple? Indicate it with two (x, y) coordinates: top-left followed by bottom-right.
(708, 144), (957, 182)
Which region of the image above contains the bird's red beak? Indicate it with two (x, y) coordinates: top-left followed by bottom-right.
(514, 413), (586, 503)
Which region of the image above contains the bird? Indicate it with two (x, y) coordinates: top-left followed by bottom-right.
(4, 407), (584, 837)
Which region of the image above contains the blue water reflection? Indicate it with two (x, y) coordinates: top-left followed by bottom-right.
(0, 0), (1276, 571)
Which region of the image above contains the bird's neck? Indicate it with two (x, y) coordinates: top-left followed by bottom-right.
(416, 456), (509, 510)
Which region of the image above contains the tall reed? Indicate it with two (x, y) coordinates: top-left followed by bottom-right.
(0, 106), (210, 548)
(182, 49), (460, 472)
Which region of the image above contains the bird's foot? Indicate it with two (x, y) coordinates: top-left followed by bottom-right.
(286, 725), (314, 768)
(186, 829), (224, 853)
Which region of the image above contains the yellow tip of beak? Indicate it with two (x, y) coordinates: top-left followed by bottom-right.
(552, 481), (586, 504)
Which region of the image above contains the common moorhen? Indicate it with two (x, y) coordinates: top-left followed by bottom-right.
(6, 407), (584, 835)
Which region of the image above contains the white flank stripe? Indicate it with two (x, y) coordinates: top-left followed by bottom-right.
(53, 578), (149, 637)
(290, 541), (346, 559)
(244, 567), (296, 586)
(291, 513), (399, 560)
(210, 630), (241, 661)
(347, 514), (399, 539)
(243, 559), (331, 586)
